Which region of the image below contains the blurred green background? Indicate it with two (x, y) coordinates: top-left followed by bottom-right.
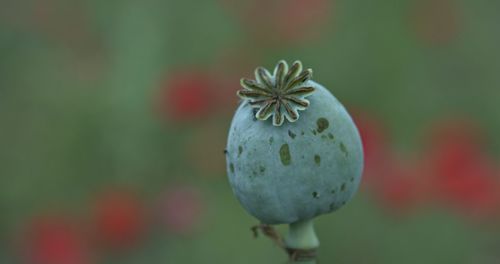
(2, 0), (500, 263)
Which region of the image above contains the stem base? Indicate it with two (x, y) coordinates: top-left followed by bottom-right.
(284, 219), (319, 263)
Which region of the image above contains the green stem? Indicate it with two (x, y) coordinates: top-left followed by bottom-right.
(284, 218), (319, 263)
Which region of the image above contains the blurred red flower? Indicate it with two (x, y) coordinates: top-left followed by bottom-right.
(351, 113), (500, 219)
(426, 119), (500, 220)
(370, 156), (426, 216)
(157, 70), (217, 122)
(354, 112), (427, 215)
(435, 162), (499, 219)
(159, 185), (204, 236)
(410, 0), (460, 46)
(18, 214), (90, 264)
(352, 112), (392, 183)
(219, 0), (331, 45)
(92, 190), (145, 249)
(274, 0), (331, 42)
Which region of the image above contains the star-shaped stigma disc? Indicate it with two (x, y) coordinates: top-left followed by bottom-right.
(237, 60), (315, 126)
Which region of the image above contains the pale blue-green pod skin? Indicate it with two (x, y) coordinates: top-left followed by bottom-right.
(226, 81), (364, 225)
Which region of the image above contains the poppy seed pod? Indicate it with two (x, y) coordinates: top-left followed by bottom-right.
(226, 61), (363, 227)
(226, 60), (364, 262)
(226, 60), (363, 225)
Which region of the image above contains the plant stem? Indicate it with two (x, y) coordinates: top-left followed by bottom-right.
(284, 218), (319, 263)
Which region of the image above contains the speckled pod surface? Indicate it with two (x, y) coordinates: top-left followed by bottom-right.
(226, 61), (363, 225)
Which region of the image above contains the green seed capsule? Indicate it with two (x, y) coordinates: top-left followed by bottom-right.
(226, 60), (364, 224)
